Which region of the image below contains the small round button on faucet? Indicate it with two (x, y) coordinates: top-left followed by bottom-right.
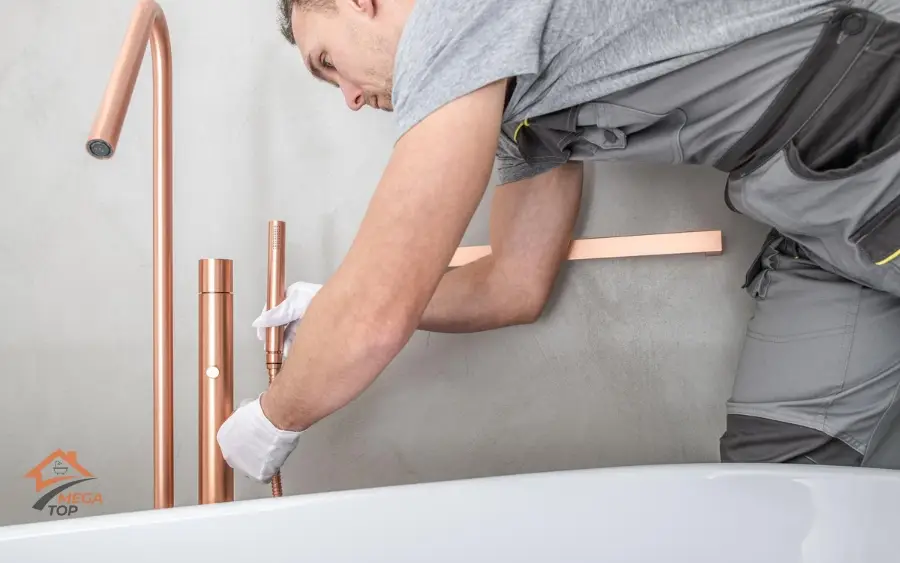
(205, 366), (220, 379)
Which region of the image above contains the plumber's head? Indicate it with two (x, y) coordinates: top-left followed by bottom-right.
(279, 0), (412, 112)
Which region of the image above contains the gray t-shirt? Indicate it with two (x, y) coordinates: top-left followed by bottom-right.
(391, 0), (841, 184)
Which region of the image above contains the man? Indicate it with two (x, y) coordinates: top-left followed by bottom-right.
(217, 0), (900, 483)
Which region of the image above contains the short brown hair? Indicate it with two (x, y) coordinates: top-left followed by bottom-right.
(278, 0), (337, 44)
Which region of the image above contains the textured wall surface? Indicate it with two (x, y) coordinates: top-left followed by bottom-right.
(0, 0), (771, 526)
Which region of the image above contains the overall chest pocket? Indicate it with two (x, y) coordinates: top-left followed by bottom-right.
(786, 17), (900, 271)
(787, 17), (900, 181)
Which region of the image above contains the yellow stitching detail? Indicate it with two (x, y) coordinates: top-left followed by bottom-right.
(875, 248), (900, 266)
(513, 118), (530, 142)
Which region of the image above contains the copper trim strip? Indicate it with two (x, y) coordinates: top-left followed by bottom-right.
(449, 230), (723, 268)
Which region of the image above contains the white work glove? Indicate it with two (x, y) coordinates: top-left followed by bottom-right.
(252, 281), (323, 357)
(216, 393), (303, 483)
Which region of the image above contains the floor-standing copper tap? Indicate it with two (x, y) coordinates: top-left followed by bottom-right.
(265, 220), (287, 497)
(198, 259), (234, 504)
(85, 0), (174, 509)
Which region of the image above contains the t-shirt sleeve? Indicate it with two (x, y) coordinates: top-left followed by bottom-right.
(390, 0), (548, 139)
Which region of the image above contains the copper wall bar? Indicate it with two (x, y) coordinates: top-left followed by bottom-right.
(85, 0), (174, 509)
(198, 259), (235, 504)
(449, 230), (724, 268)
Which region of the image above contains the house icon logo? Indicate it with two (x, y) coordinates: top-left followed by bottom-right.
(24, 450), (103, 517)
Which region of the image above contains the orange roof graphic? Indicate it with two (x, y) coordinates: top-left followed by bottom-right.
(24, 450), (94, 492)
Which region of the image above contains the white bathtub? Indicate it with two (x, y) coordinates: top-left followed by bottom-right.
(1, 463), (897, 562)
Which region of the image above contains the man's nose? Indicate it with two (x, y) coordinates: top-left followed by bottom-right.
(338, 78), (364, 111)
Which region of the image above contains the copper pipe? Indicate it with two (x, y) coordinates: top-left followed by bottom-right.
(449, 230), (724, 268)
(265, 220), (286, 497)
(85, 0), (174, 509)
(198, 259), (234, 504)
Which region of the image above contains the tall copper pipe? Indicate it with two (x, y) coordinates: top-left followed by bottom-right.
(85, 0), (174, 509)
(198, 259), (234, 504)
(265, 220), (286, 497)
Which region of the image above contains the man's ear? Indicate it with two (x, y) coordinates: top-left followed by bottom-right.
(345, 0), (376, 18)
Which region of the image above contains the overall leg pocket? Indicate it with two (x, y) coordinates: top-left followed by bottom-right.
(729, 236), (860, 420)
(724, 233), (900, 465)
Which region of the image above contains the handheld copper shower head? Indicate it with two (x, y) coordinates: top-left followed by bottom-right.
(266, 221), (287, 372)
(265, 220), (287, 497)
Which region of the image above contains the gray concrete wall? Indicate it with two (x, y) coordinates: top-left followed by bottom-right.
(0, 0), (770, 526)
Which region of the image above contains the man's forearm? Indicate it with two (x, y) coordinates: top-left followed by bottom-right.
(260, 266), (417, 432)
(419, 164), (583, 334)
(418, 256), (540, 333)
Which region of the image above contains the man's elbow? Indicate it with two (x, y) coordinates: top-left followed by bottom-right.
(502, 280), (553, 326)
(356, 300), (420, 362)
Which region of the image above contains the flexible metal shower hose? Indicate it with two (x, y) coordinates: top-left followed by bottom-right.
(268, 367), (283, 497)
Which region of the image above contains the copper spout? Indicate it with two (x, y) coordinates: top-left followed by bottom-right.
(265, 220), (286, 497)
(86, 0), (174, 509)
(198, 259), (234, 505)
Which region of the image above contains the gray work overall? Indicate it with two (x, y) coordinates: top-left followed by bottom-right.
(499, 2), (900, 468)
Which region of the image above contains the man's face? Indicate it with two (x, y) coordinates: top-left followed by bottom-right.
(291, 0), (399, 112)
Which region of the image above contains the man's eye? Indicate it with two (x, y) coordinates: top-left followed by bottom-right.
(321, 54), (334, 69)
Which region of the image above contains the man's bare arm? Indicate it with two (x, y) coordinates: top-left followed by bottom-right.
(419, 162), (583, 333)
(260, 80), (509, 431)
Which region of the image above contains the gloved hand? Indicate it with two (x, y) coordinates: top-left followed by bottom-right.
(216, 393), (303, 483)
(217, 281), (321, 482)
(252, 281), (323, 357)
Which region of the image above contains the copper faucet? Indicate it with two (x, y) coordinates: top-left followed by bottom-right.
(86, 1), (290, 507)
(85, 0), (174, 509)
(198, 259), (235, 504)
